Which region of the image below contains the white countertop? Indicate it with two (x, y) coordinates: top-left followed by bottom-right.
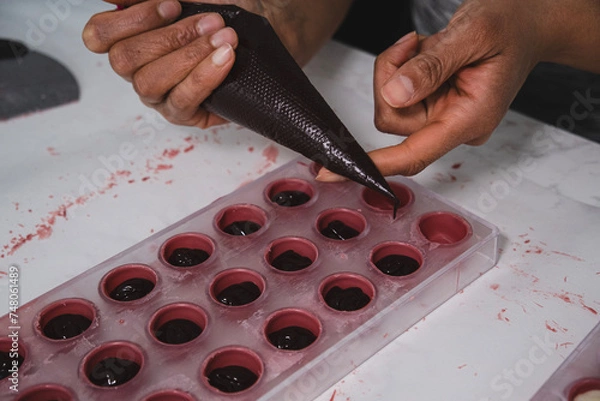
(1, 2), (599, 400)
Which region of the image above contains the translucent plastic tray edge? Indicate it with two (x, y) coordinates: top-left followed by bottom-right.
(530, 320), (600, 401)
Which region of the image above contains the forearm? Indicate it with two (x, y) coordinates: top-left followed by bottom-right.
(259, 0), (353, 66)
(536, 0), (600, 73)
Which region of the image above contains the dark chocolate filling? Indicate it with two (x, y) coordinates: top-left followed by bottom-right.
(268, 326), (317, 350)
(167, 247), (210, 267)
(154, 319), (202, 344)
(222, 221), (262, 236)
(0, 352), (23, 380)
(88, 357), (140, 387)
(324, 286), (370, 311)
(43, 314), (92, 340)
(270, 250), (313, 271)
(320, 220), (360, 240)
(375, 254), (420, 276)
(207, 365), (258, 393)
(109, 278), (155, 301)
(216, 281), (261, 306)
(271, 190), (311, 207)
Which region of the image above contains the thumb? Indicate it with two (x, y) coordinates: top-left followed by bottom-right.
(380, 28), (478, 108)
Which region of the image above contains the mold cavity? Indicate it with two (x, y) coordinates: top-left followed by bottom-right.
(418, 212), (471, 245)
(266, 178), (314, 207)
(210, 269), (265, 307)
(160, 232), (215, 268)
(101, 264), (157, 302)
(316, 208), (366, 241)
(0, 338), (25, 381)
(82, 341), (143, 388)
(37, 298), (95, 341)
(264, 309), (321, 351)
(142, 390), (196, 401)
(319, 273), (375, 312)
(215, 204), (267, 236)
(202, 347), (263, 394)
(309, 162), (322, 177)
(370, 242), (423, 277)
(362, 182), (414, 214)
(265, 237), (318, 272)
(569, 378), (600, 401)
(149, 303), (207, 345)
(15, 384), (74, 401)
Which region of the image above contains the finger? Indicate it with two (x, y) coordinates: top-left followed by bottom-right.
(134, 26), (238, 105)
(380, 22), (489, 109)
(83, 0), (181, 53)
(367, 119), (468, 177)
(158, 42), (236, 128)
(103, 0), (147, 6)
(109, 12), (225, 80)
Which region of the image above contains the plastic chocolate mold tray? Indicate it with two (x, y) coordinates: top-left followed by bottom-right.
(0, 157), (499, 401)
(531, 321), (600, 401)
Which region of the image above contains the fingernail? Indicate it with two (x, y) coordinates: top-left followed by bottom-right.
(197, 13), (223, 36)
(315, 168), (347, 183)
(157, 0), (179, 20)
(395, 31), (416, 45)
(212, 43), (233, 66)
(209, 27), (235, 48)
(381, 75), (414, 107)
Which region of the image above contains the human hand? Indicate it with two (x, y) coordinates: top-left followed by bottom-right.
(83, 0), (240, 128)
(317, 0), (553, 180)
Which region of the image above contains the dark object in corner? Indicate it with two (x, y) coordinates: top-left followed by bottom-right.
(0, 39), (79, 120)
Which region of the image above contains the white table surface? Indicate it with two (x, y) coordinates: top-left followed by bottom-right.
(1, 2), (599, 400)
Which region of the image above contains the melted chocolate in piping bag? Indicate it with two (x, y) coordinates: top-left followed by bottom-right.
(178, 3), (399, 216)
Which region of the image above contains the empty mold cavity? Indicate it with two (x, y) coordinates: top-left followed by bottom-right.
(36, 298), (95, 341)
(265, 178), (315, 207)
(316, 208), (367, 240)
(142, 390), (196, 401)
(361, 181), (414, 214)
(159, 232), (215, 268)
(418, 211), (471, 245)
(202, 347), (263, 394)
(100, 264), (157, 302)
(215, 204), (267, 236)
(569, 378), (600, 401)
(265, 236), (318, 272)
(82, 341), (143, 388)
(0, 337), (25, 381)
(370, 242), (423, 277)
(149, 303), (207, 345)
(319, 273), (375, 312)
(15, 384), (74, 401)
(264, 308), (321, 351)
(210, 268), (265, 307)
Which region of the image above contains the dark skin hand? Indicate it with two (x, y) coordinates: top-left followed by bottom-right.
(82, 0), (352, 129)
(316, 0), (600, 180)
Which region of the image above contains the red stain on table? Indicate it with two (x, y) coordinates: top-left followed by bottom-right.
(458, 364), (467, 369)
(545, 320), (568, 333)
(47, 147), (60, 156)
(262, 144), (279, 163)
(497, 308), (509, 322)
(329, 389), (337, 401)
(550, 251), (584, 262)
(451, 162), (463, 169)
(490, 284), (499, 291)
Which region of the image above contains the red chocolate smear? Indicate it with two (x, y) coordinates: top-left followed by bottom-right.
(490, 284), (499, 290)
(556, 342), (574, 349)
(497, 308), (509, 322)
(262, 144), (279, 163)
(457, 364), (467, 369)
(47, 147), (60, 156)
(545, 320), (568, 333)
(451, 162), (463, 169)
(550, 251), (584, 262)
(581, 303), (598, 315)
(329, 390), (337, 401)
(162, 148), (180, 159)
(433, 172), (457, 183)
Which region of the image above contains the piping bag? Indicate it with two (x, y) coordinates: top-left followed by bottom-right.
(178, 3), (399, 216)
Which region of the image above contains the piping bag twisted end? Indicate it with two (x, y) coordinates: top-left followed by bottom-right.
(178, 2), (399, 217)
